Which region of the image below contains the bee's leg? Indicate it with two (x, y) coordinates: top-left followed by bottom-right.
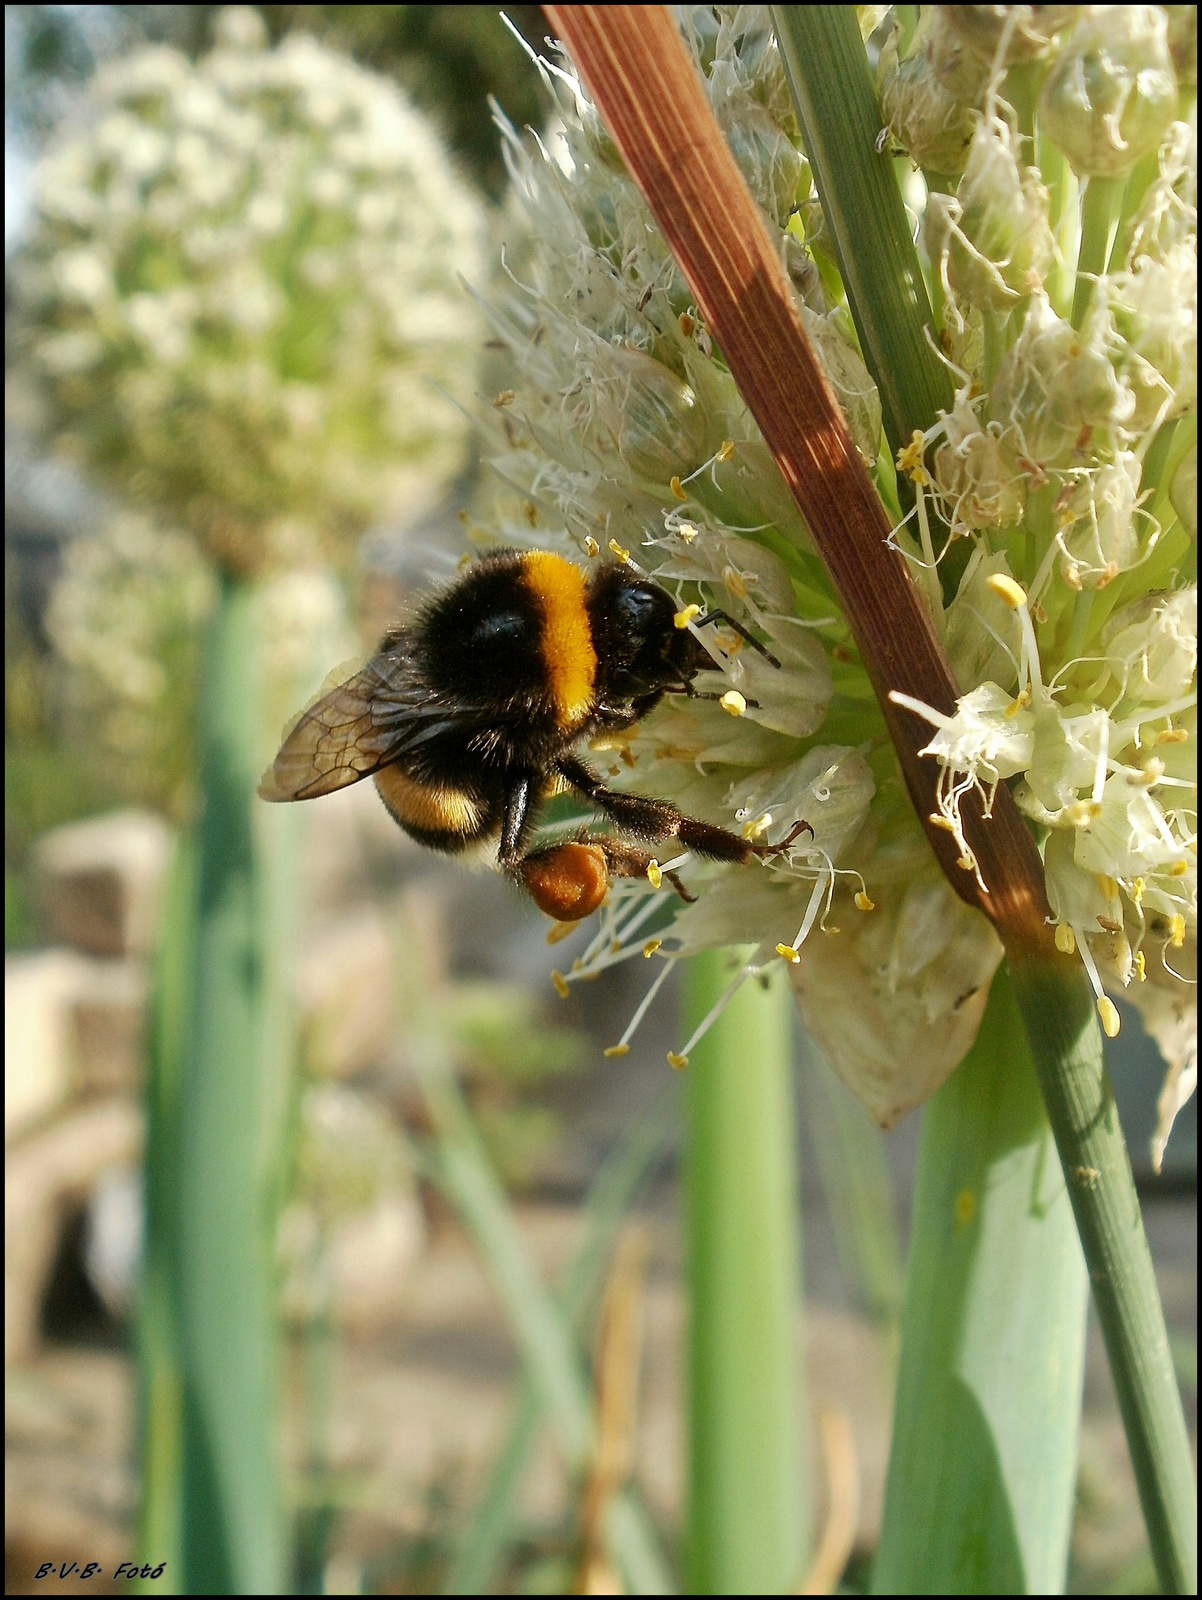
(498, 773), (536, 871)
(595, 837), (697, 901)
(555, 756), (758, 865)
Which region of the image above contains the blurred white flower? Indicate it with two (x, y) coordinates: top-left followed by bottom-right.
(13, 7), (487, 574)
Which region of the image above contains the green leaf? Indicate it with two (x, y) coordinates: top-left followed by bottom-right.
(874, 966), (1088, 1594)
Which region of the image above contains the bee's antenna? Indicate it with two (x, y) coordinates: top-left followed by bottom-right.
(693, 609), (781, 669)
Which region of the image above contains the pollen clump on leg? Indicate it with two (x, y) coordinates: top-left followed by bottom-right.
(522, 842), (610, 921)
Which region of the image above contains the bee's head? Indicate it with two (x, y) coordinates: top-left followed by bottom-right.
(587, 563), (708, 702)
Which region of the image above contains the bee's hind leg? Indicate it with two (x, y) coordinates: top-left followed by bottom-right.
(555, 755), (761, 867)
(594, 837), (696, 902)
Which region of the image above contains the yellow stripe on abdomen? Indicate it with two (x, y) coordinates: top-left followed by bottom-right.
(522, 551), (597, 727)
(374, 766), (482, 838)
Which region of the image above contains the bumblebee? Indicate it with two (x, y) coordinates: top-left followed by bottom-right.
(259, 548), (809, 918)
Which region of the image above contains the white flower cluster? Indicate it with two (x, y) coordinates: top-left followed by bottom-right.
(478, 7), (1195, 1152)
(476, 8), (1000, 1128)
(879, 4), (1196, 1160)
(46, 510), (216, 815)
(11, 5), (486, 572)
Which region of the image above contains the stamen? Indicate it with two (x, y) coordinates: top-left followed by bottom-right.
(585, 536), (599, 557)
(646, 860), (662, 888)
(643, 938), (662, 957)
(667, 1052), (689, 1070)
(546, 919), (581, 945)
(720, 690), (747, 716)
(609, 538), (631, 564)
(854, 891), (875, 912)
(604, 1044), (629, 1057)
(1074, 931), (1122, 1038)
(671, 961), (755, 1064)
(551, 969), (570, 999)
(612, 956), (677, 1055)
(674, 604), (702, 629)
(1055, 924), (1077, 954)
(669, 476), (688, 502)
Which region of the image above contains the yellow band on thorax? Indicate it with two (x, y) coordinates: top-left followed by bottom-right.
(523, 551), (597, 727)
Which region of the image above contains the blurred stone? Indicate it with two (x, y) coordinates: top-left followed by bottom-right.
(5, 1099), (143, 1363)
(5, 952), (90, 1141)
(5, 953), (148, 1143)
(71, 958), (147, 1098)
(34, 809), (172, 958)
(300, 906), (396, 1078)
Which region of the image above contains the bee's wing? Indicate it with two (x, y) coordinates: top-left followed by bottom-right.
(258, 652), (470, 803)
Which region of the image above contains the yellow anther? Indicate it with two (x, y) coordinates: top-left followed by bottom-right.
(1134, 950), (1147, 981)
(1005, 690), (1031, 718)
(985, 573), (1029, 610)
(1095, 873), (1119, 901)
(929, 813), (957, 832)
(604, 1044), (630, 1058)
(676, 521), (698, 543)
(551, 969), (570, 999)
(669, 476), (688, 501)
(667, 1051), (689, 1070)
(1063, 563), (1083, 591)
(545, 919), (581, 945)
(722, 564), (748, 599)
(1138, 758), (1166, 784)
(1168, 915), (1186, 947)
(646, 860), (662, 889)
(716, 439), (734, 462)
(678, 311), (695, 337)
(854, 891), (875, 912)
(1055, 924), (1077, 955)
(1065, 799), (1102, 826)
(823, 924), (841, 935)
(776, 943), (801, 963)
(742, 812), (772, 841)
(584, 535), (600, 557)
(1169, 859), (1189, 877)
(643, 938), (662, 958)
(1096, 996), (1121, 1038)
(1156, 727), (1189, 744)
(674, 603), (702, 630)
(493, 389), (514, 407)
(1131, 877), (1145, 906)
(720, 690), (747, 717)
(896, 430), (929, 483)
(609, 538), (631, 564)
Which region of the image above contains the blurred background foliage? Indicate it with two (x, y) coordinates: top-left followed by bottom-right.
(5, 3), (545, 947)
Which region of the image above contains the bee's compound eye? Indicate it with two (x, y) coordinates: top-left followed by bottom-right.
(520, 842), (609, 920)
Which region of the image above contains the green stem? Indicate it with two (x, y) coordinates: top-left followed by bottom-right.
(138, 580), (296, 1593)
(1009, 957), (1198, 1596)
(135, 834), (195, 1593)
(874, 967), (1088, 1593)
(770, 4), (954, 461)
(683, 952), (807, 1593)
(177, 580), (293, 1593)
(1071, 176), (1122, 329)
